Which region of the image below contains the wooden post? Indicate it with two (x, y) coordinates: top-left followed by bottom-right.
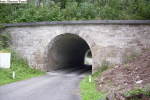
(12, 71), (15, 79)
(89, 75), (91, 82)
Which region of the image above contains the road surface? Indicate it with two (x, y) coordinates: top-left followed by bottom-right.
(0, 67), (91, 100)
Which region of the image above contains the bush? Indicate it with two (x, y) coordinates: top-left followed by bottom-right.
(0, 0), (150, 23)
(62, 2), (79, 20)
(0, 32), (11, 49)
(79, 2), (96, 20)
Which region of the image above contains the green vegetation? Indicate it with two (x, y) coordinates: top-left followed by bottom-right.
(87, 50), (92, 58)
(124, 53), (139, 64)
(81, 56), (150, 100)
(99, 59), (114, 71)
(0, 49), (45, 86)
(0, 32), (11, 50)
(0, 31), (45, 86)
(80, 75), (106, 100)
(142, 48), (149, 52)
(85, 60), (89, 64)
(0, 0), (150, 24)
(125, 87), (150, 99)
(124, 64), (130, 67)
(80, 60), (113, 100)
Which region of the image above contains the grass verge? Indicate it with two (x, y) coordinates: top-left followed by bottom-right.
(80, 60), (113, 100)
(80, 71), (106, 100)
(0, 48), (45, 86)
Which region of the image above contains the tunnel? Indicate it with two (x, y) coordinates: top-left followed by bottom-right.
(44, 33), (92, 72)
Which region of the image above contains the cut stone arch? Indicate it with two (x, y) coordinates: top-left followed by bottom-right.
(43, 33), (92, 72)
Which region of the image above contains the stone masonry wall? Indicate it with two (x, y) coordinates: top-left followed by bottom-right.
(4, 20), (150, 72)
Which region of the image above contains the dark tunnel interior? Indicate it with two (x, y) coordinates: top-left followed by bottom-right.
(45, 33), (92, 72)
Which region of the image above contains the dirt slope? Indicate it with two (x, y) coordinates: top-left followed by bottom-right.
(97, 51), (150, 94)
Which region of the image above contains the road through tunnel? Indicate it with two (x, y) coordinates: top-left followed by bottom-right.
(44, 33), (92, 73)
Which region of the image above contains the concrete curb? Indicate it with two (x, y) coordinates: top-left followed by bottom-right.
(5, 20), (150, 27)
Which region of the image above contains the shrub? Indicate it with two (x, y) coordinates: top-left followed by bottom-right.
(0, 32), (11, 49)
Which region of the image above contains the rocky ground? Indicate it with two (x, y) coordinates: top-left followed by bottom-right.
(96, 51), (150, 95)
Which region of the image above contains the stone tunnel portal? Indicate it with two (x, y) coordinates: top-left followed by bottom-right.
(44, 33), (92, 72)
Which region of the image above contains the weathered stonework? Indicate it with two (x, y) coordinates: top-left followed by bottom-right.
(4, 20), (150, 73)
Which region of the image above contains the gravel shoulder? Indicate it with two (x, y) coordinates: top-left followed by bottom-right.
(96, 51), (150, 94)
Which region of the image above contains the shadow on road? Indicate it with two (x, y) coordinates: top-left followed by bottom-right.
(47, 65), (92, 77)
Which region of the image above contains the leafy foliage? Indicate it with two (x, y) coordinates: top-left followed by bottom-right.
(0, 32), (11, 49)
(0, 0), (150, 24)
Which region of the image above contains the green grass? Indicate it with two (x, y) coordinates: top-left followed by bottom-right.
(124, 64), (130, 67)
(80, 60), (113, 100)
(125, 87), (150, 98)
(80, 74), (106, 100)
(142, 48), (149, 52)
(0, 48), (45, 86)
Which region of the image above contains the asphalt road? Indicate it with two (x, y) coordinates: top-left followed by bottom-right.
(0, 66), (91, 100)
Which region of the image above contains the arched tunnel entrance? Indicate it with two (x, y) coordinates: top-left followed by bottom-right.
(44, 33), (92, 74)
